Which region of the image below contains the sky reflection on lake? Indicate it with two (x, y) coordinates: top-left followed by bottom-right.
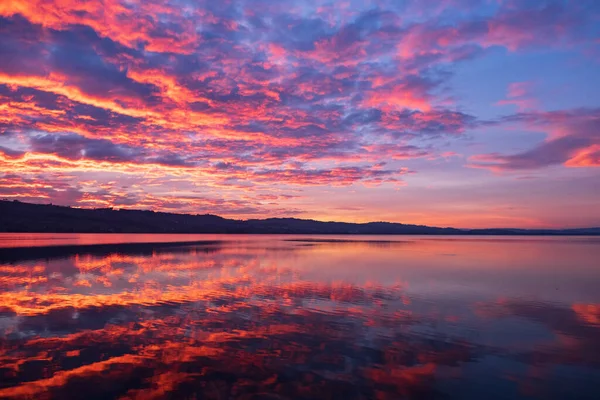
(0, 235), (599, 399)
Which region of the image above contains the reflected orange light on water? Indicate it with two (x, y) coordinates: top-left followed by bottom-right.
(0, 235), (599, 399)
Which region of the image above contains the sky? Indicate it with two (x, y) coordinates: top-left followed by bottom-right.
(0, 0), (599, 228)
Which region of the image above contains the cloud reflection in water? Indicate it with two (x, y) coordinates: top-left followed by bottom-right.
(0, 237), (599, 399)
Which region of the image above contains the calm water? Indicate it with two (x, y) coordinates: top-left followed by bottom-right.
(0, 234), (599, 399)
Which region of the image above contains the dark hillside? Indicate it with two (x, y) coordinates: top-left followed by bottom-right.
(1, 200), (599, 235)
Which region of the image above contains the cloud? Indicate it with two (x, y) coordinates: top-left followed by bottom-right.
(496, 81), (538, 112)
(469, 109), (600, 171)
(251, 164), (410, 186)
(29, 134), (145, 163)
(0, 0), (597, 219)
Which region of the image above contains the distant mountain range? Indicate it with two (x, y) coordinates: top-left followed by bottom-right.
(1, 200), (599, 235)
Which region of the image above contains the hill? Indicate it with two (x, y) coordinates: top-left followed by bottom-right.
(1, 200), (599, 235)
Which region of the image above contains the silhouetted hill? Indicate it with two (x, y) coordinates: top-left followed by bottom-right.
(1, 200), (599, 235)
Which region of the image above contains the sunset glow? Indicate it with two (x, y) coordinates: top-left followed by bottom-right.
(0, 0), (599, 227)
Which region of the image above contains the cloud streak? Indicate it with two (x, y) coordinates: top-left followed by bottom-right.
(470, 109), (600, 171)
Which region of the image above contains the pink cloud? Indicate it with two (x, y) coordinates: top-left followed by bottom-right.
(496, 81), (538, 111)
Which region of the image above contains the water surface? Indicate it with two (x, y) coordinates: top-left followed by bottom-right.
(0, 234), (599, 399)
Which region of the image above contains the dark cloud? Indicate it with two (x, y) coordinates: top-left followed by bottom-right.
(29, 134), (144, 162)
(0, 15), (48, 75)
(26, 133), (196, 167)
(0, 146), (25, 158)
(49, 34), (160, 103)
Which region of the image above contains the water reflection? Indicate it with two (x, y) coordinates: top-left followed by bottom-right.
(0, 236), (599, 399)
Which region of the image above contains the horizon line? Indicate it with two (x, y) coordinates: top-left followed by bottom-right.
(3, 199), (599, 232)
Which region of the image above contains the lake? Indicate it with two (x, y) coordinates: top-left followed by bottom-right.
(0, 234), (599, 399)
